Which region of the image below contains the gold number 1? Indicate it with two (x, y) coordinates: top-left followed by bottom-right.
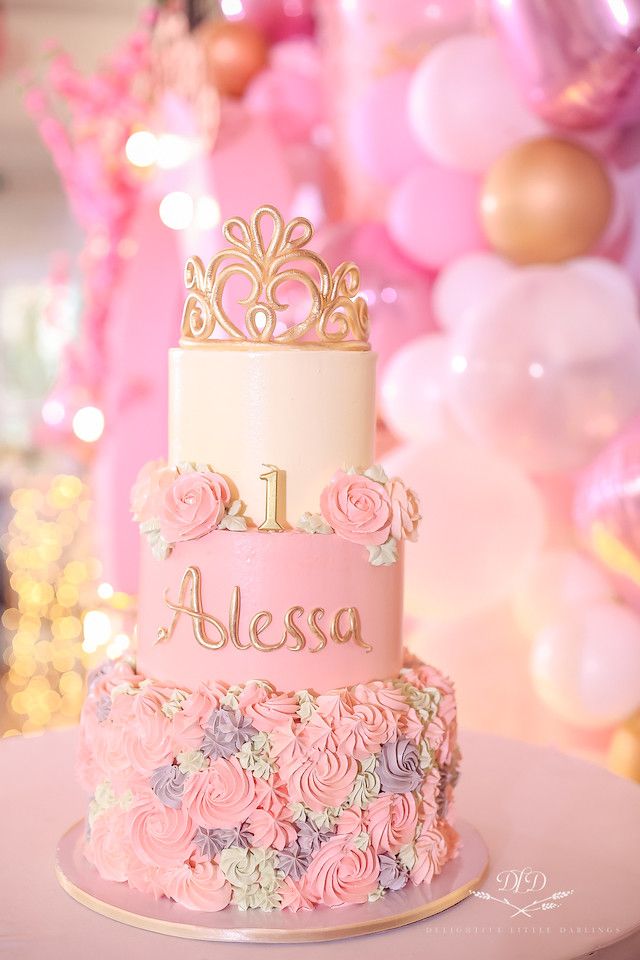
(259, 465), (284, 531)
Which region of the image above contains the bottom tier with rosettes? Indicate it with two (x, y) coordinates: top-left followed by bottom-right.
(77, 655), (460, 914)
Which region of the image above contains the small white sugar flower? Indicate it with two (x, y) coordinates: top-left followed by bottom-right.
(219, 500), (248, 531)
(297, 512), (333, 535)
(367, 537), (398, 567)
(363, 464), (389, 485)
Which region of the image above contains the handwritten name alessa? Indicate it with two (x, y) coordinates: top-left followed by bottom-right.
(156, 566), (372, 654)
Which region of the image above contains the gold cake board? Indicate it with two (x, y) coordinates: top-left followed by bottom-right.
(56, 819), (488, 943)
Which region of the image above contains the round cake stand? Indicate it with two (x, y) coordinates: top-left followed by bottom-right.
(56, 819), (488, 944)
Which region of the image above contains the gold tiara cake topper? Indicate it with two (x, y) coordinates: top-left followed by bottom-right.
(180, 205), (370, 349)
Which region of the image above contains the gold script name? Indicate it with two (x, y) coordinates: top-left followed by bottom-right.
(156, 566), (372, 654)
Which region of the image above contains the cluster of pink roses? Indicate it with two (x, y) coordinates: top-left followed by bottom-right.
(78, 657), (459, 913)
(131, 459), (420, 563)
(319, 468), (420, 560)
(131, 460), (234, 546)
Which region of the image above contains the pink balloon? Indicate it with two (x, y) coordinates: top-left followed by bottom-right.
(200, 111), (294, 231)
(448, 265), (640, 474)
(387, 162), (485, 269)
(408, 34), (545, 173)
(349, 70), (425, 185)
(219, 0), (314, 40)
(513, 548), (612, 637)
(245, 39), (322, 144)
(530, 601), (640, 728)
(569, 257), (637, 315)
(380, 334), (453, 443)
(575, 415), (640, 611)
(489, 0), (640, 129)
(432, 252), (514, 331)
(317, 222), (435, 374)
(383, 441), (545, 622)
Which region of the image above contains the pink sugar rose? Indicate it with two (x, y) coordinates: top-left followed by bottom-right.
(302, 713), (340, 753)
(423, 715), (446, 754)
(365, 793), (418, 854)
(279, 875), (317, 913)
(161, 860), (232, 912)
(183, 757), (260, 828)
(307, 695), (394, 761)
(95, 723), (137, 793)
(438, 690), (457, 727)
(385, 477), (421, 542)
(410, 823), (449, 886)
(89, 658), (139, 702)
(76, 728), (100, 793)
(109, 680), (174, 726)
(251, 775), (289, 817)
(158, 470), (231, 543)
(438, 724), (457, 768)
(87, 806), (136, 882)
(335, 806), (366, 842)
(130, 459), (177, 522)
(320, 470), (392, 546)
(171, 682), (228, 751)
(349, 701), (395, 758)
(269, 721), (311, 775)
(416, 662), (453, 694)
(247, 807), (296, 851)
(303, 692), (353, 751)
(420, 767), (440, 827)
(127, 861), (166, 900)
(125, 719), (174, 779)
(127, 793), (195, 869)
(351, 681), (411, 715)
(305, 836), (379, 906)
(110, 687), (174, 778)
(397, 707), (424, 743)
(287, 748), (357, 812)
(238, 683), (300, 732)
(440, 818), (461, 860)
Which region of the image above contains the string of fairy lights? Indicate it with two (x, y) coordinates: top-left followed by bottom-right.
(0, 474), (135, 737)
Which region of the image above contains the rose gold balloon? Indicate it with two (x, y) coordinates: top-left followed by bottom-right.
(198, 20), (268, 99)
(608, 712), (640, 783)
(480, 137), (613, 264)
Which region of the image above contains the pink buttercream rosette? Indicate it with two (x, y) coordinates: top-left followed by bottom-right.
(79, 655), (459, 914)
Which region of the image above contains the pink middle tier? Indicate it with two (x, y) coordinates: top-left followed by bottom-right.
(137, 529), (404, 692)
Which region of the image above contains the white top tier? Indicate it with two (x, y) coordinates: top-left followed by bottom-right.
(168, 344), (376, 526)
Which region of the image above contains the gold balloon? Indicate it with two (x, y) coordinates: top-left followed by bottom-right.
(198, 20), (268, 99)
(480, 137), (613, 265)
(607, 711), (640, 784)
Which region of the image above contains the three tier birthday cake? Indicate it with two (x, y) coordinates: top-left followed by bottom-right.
(76, 206), (461, 915)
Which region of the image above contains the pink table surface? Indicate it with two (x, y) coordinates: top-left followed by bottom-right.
(1, 727), (639, 960)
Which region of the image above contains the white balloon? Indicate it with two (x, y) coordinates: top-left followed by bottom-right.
(432, 252), (514, 331)
(531, 601), (640, 728)
(380, 334), (452, 443)
(408, 34), (545, 173)
(383, 441), (546, 622)
(448, 265), (640, 473)
(513, 548), (613, 637)
(569, 257), (637, 316)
